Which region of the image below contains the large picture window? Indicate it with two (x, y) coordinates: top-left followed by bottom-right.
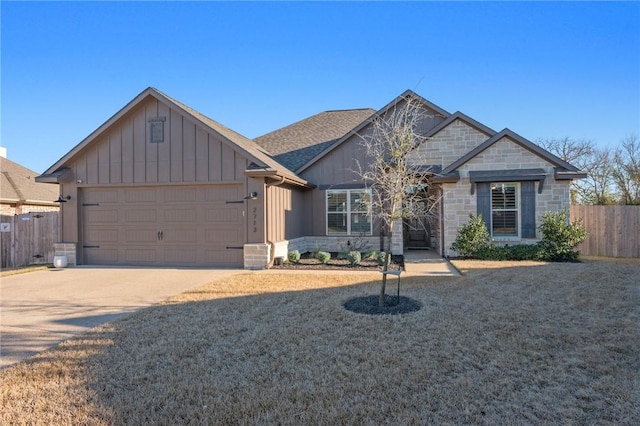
(327, 189), (371, 235)
(491, 183), (519, 237)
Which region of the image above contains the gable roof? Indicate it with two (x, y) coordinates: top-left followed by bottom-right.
(441, 128), (585, 176)
(296, 89), (451, 174)
(424, 111), (496, 138)
(38, 87), (310, 187)
(1, 157), (59, 205)
(254, 108), (375, 172)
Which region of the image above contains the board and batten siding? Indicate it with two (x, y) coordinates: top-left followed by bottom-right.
(70, 97), (248, 186)
(59, 96), (253, 245)
(265, 184), (310, 242)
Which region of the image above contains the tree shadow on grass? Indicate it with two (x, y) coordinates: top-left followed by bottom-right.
(2, 262), (639, 425)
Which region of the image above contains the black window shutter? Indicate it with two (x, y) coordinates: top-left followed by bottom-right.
(521, 181), (536, 238)
(476, 182), (491, 232)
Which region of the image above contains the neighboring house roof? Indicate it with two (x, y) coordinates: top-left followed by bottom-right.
(38, 87), (311, 188)
(441, 128), (587, 179)
(1, 157), (59, 205)
(296, 89), (451, 174)
(254, 109), (375, 172)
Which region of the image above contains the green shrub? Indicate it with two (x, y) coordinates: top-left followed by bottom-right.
(316, 251), (331, 264)
(537, 210), (587, 262)
(346, 250), (361, 266)
(376, 251), (387, 266)
(451, 214), (490, 256)
(363, 250), (378, 260)
(473, 244), (510, 260)
(507, 243), (544, 261)
(287, 250), (301, 264)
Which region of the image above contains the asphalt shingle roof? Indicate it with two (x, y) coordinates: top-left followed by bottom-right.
(1, 157), (59, 204)
(254, 109), (375, 172)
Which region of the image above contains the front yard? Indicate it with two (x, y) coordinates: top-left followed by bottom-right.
(1, 258), (638, 424)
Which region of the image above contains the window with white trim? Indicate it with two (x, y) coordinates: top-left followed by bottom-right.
(326, 189), (372, 235)
(491, 183), (519, 237)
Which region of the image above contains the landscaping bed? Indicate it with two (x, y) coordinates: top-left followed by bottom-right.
(271, 251), (404, 270)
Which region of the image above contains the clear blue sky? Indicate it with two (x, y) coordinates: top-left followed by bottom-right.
(2, 1), (639, 174)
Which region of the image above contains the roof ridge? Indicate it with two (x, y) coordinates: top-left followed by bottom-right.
(2, 171), (24, 201)
(323, 108), (376, 113)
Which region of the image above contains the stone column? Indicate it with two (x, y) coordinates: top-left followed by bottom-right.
(243, 243), (271, 270)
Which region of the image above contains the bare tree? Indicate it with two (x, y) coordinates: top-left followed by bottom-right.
(357, 95), (440, 307)
(537, 137), (616, 205)
(612, 134), (640, 205)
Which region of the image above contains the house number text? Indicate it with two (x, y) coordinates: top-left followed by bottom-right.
(252, 207), (257, 233)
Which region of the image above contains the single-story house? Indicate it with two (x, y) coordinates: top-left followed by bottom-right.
(36, 87), (585, 268)
(1, 156), (60, 215)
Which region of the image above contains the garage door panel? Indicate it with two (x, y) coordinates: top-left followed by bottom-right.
(163, 229), (198, 243)
(163, 187), (197, 203)
(205, 229), (241, 244)
(82, 185), (245, 267)
(164, 208), (197, 223)
(125, 209), (157, 222)
(205, 207), (242, 223)
(124, 248), (157, 263)
(125, 229), (158, 243)
(84, 189), (119, 204)
(86, 209), (119, 224)
(86, 229), (119, 243)
(85, 248), (118, 264)
(163, 249), (199, 264)
(124, 188), (156, 203)
(203, 186), (241, 201)
(204, 248), (243, 266)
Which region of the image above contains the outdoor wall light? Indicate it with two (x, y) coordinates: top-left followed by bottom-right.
(244, 192), (258, 200)
(54, 195), (71, 203)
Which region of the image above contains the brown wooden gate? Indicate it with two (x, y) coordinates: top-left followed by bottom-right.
(0, 212), (59, 269)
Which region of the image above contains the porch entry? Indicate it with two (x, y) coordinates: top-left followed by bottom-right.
(402, 186), (434, 250)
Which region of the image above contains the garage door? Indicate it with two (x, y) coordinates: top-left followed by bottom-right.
(81, 185), (245, 267)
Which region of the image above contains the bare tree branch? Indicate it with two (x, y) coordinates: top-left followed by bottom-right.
(612, 134), (640, 205)
(355, 94), (441, 306)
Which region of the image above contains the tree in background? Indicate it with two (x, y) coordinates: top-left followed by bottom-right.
(357, 94), (439, 307)
(539, 135), (640, 205)
(612, 134), (640, 205)
(538, 137), (617, 205)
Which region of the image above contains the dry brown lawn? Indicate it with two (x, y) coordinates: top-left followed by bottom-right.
(1, 259), (639, 424)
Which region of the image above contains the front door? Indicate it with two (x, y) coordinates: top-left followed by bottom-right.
(403, 188), (432, 250)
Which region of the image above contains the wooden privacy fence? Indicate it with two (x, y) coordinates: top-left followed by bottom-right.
(1, 212), (60, 269)
(570, 205), (640, 258)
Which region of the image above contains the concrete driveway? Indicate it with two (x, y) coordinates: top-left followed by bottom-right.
(0, 266), (242, 369)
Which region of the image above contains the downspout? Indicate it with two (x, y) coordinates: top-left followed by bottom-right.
(439, 185), (445, 257)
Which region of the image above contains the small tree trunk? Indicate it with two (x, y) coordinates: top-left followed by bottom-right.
(379, 251), (392, 307)
(379, 233), (393, 307)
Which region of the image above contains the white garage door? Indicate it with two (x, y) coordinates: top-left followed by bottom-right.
(81, 185), (245, 267)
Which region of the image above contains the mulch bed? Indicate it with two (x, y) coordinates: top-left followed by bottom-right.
(344, 295), (422, 315)
(271, 252), (404, 271)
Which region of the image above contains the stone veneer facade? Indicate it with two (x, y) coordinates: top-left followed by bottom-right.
(440, 137), (571, 257)
(409, 120), (573, 257)
(411, 119), (492, 168)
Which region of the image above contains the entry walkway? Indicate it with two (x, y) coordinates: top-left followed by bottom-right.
(403, 249), (460, 276)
